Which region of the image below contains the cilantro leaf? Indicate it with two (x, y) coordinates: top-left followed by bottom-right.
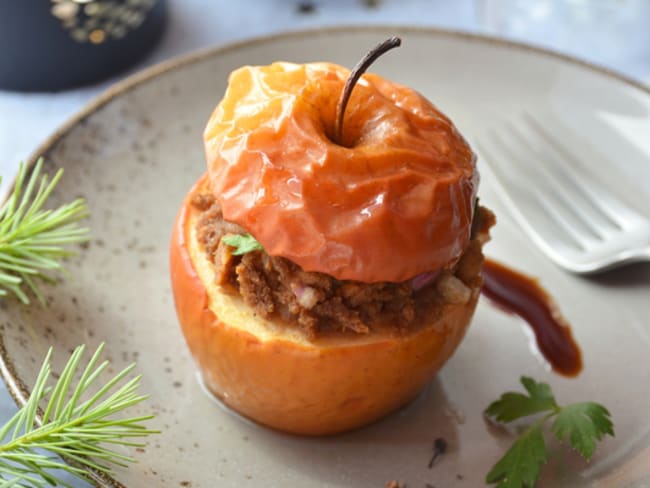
(221, 233), (263, 255)
(485, 377), (614, 488)
(551, 402), (614, 460)
(486, 419), (547, 488)
(485, 376), (559, 422)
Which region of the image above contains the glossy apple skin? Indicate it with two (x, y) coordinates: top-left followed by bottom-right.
(203, 62), (477, 283)
(170, 175), (480, 436)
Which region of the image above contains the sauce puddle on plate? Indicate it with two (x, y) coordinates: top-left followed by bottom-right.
(482, 259), (583, 376)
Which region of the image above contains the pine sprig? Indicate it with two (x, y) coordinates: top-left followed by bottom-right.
(0, 343), (158, 487)
(0, 159), (89, 304)
(485, 376), (614, 488)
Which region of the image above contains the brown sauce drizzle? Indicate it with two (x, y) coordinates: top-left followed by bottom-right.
(481, 259), (583, 377)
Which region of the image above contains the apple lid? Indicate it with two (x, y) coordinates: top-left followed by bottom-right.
(204, 62), (477, 283)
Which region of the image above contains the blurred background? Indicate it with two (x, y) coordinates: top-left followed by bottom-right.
(1, 0), (649, 184)
(0, 1), (648, 486)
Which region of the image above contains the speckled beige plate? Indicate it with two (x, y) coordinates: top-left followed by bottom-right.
(2, 27), (650, 488)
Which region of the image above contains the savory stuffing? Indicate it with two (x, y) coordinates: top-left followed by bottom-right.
(192, 193), (495, 338)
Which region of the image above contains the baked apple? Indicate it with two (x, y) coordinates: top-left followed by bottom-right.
(170, 38), (494, 435)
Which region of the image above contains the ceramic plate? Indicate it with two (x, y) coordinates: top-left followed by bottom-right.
(2, 27), (649, 488)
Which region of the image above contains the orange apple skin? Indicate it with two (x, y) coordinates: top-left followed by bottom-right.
(203, 62), (477, 283)
(170, 176), (480, 436)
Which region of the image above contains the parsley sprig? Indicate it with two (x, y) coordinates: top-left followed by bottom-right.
(222, 233), (263, 255)
(0, 159), (89, 304)
(485, 376), (614, 488)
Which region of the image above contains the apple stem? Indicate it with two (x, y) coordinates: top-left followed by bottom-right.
(334, 36), (402, 146)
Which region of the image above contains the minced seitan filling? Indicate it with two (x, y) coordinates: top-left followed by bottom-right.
(192, 193), (495, 338)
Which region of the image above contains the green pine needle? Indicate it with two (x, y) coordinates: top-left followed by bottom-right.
(0, 343), (158, 487)
(485, 376), (614, 488)
(0, 159), (89, 304)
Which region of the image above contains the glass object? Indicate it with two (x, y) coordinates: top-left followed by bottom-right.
(479, 0), (650, 81)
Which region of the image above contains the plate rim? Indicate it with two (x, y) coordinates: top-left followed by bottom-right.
(2, 24), (649, 488)
(24, 23), (650, 173)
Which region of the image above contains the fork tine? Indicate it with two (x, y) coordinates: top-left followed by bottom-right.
(505, 121), (608, 241)
(476, 139), (587, 252)
(522, 112), (645, 228)
(528, 185), (589, 251)
(485, 129), (601, 248)
(478, 116), (650, 273)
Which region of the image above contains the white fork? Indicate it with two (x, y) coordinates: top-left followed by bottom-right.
(476, 112), (650, 274)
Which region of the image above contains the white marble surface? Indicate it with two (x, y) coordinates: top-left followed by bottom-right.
(0, 0), (648, 486)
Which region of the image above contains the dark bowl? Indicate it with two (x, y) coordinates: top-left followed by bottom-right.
(0, 0), (167, 92)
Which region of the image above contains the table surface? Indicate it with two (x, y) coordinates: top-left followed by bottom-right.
(0, 0), (648, 486)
